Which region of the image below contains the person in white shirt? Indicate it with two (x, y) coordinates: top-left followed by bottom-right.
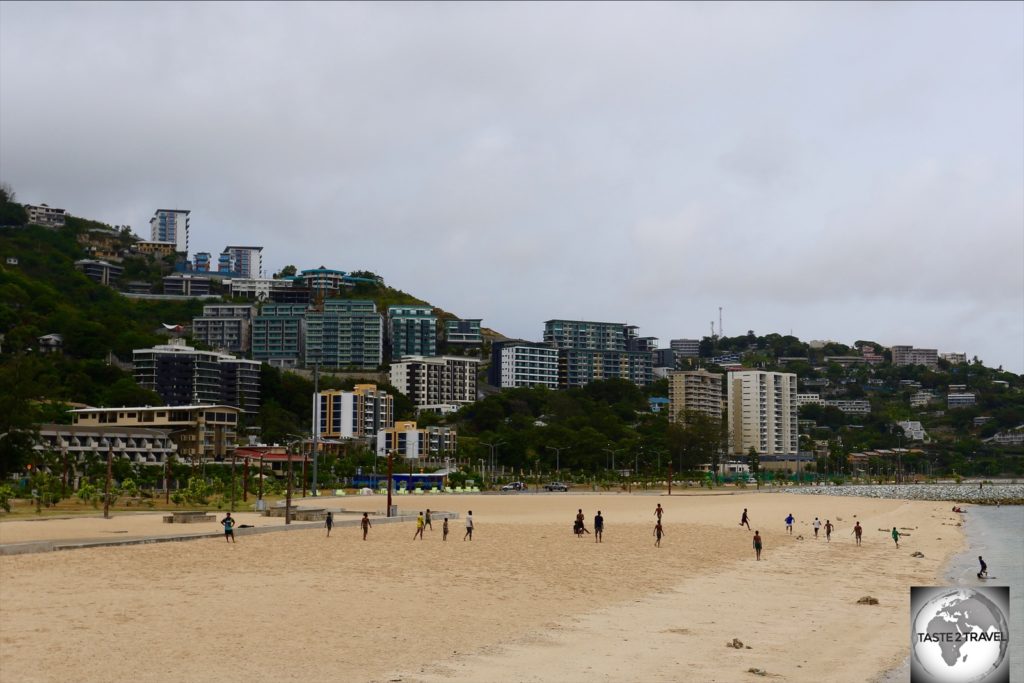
(812, 517), (822, 538)
(464, 510), (474, 541)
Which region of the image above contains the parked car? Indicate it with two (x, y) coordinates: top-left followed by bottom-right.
(544, 482), (569, 492)
(500, 481), (527, 491)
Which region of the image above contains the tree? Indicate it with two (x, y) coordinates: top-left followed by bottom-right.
(748, 447), (761, 488)
(275, 265), (297, 278)
(666, 410), (724, 477)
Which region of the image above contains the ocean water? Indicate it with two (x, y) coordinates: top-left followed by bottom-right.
(876, 505), (1024, 682)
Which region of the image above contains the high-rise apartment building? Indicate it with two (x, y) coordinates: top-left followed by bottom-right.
(388, 305), (437, 360)
(389, 356), (479, 412)
(891, 345), (938, 369)
(445, 318), (483, 345)
(667, 369), (723, 423)
(726, 370), (798, 455)
(133, 340), (260, 414)
(670, 339), (701, 357)
(489, 341), (559, 389)
(376, 421), (458, 458)
(305, 299), (383, 369)
(316, 385), (394, 439)
(251, 304), (306, 365)
(222, 246), (263, 279)
(543, 319), (654, 387)
(25, 204), (67, 229)
(150, 209), (190, 254)
(192, 305), (255, 354)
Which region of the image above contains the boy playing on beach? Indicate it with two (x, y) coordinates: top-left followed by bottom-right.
(443, 516), (449, 541)
(221, 512), (235, 543)
(361, 512), (371, 540)
(891, 527), (900, 549)
(575, 509), (590, 537)
(464, 511), (474, 541)
(785, 513), (794, 535)
(977, 556), (988, 579)
(853, 521), (862, 546)
(824, 519), (834, 542)
(812, 517), (821, 538)
(655, 503), (663, 521)
(594, 510), (604, 543)
(653, 520), (664, 547)
(413, 512), (425, 540)
(325, 511), (333, 537)
(425, 509), (432, 530)
(753, 530), (763, 560)
(740, 508), (751, 530)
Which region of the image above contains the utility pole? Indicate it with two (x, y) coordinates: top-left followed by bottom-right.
(60, 438), (68, 498)
(311, 363), (319, 496)
(165, 459), (170, 505)
(386, 450), (394, 517)
(668, 462), (674, 495)
(258, 456), (264, 502)
(285, 446), (293, 525)
(230, 455), (237, 512)
(243, 457), (249, 502)
(103, 444), (113, 519)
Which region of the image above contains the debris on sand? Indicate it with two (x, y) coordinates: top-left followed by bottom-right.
(726, 638), (745, 648)
(747, 667), (768, 676)
(911, 551), (925, 558)
(857, 596), (880, 605)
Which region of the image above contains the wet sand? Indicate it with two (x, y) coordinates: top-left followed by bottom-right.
(0, 491), (962, 682)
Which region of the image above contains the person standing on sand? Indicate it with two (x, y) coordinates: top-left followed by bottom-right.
(325, 511), (334, 537)
(977, 556), (988, 579)
(753, 530), (763, 560)
(785, 513), (794, 535)
(594, 510), (604, 543)
(812, 517), (821, 538)
(853, 521), (863, 546)
(425, 509), (433, 530)
(740, 508), (751, 530)
(361, 512), (371, 540)
(655, 503), (663, 522)
(413, 512), (425, 540)
(464, 511), (474, 541)
(653, 520), (665, 547)
(824, 519), (834, 542)
(442, 516), (449, 541)
(575, 509), (590, 537)
(221, 512), (236, 543)
(891, 527), (900, 549)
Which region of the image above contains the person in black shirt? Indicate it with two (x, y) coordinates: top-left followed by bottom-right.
(594, 511), (604, 543)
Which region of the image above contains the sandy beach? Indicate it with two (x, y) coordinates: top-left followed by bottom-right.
(0, 491), (964, 682)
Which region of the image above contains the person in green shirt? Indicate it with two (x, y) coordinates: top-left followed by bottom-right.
(891, 527), (900, 549)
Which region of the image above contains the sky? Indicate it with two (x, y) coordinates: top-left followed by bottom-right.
(2, 2), (1022, 372)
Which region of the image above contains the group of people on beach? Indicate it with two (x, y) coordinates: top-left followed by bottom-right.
(410, 509), (472, 541)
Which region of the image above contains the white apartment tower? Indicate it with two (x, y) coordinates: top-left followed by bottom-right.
(150, 209), (190, 254)
(389, 356), (480, 412)
(726, 370), (798, 455)
(667, 369), (723, 422)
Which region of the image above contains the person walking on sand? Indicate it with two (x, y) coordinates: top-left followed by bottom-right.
(824, 519), (834, 543)
(413, 511), (425, 540)
(740, 508), (751, 530)
(655, 503), (663, 522)
(812, 517), (822, 538)
(594, 510), (604, 543)
(653, 520), (665, 547)
(977, 556), (988, 579)
(575, 509), (590, 537)
(853, 521), (863, 546)
(464, 510), (474, 541)
(221, 512), (236, 543)
(785, 513), (794, 535)
(891, 527), (900, 549)
(442, 516), (449, 541)
(425, 509), (433, 530)
(325, 511), (334, 537)
(361, 512), (372, 540)
(753, 530), (763, 560)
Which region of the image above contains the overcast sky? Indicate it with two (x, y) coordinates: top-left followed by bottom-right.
(2, 2), (1022, 372)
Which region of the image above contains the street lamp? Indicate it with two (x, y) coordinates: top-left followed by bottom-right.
(480, 441), (505, 487)
(546, 445), (570, 475)
(603, 446), (623, 473)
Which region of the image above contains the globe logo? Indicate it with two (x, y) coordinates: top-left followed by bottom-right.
(912, 588), (1009, 682)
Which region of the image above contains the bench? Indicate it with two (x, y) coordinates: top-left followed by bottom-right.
(162, 511), (217, 524)
(262, 507), (328, 521)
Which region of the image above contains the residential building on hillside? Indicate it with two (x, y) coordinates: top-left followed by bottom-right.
(149, 209), (190, 254)
(25, 204), (67, 228)
(192, 305), (255, 354)
(305, 299), (383, 369)
(228, 277), (307, 303)
(823, 356), (866, 367)
(544, 320), (653, 387)
(390, 356), (479, 412)
(489, 341), (559, 389)
(134, 241), (177, 258)
(628, 336), (659, 353)
(667, 369), (723, 422)
(34, 424), (177, 472)
(891, 345), (938, 369)
(655, 348), (678, 368)
(193, 252), (212, 272)
(69, 405), (240, 461)
(444, 318), (483, 345)
(984, 426), (1024, 446)
(670, 339), (701, 357)
(910, 391), (936, 408)
(163, 273), (211, 296)
(726, 370), (798, 456)
(133, 340), (260, 414)
(544, 319), (633, 350)
(252, 304), (306, 366)
(859, 345), (885, 364)
(824, 399), (871, 415)
(75, 259), (122, 286)
(796, 393), (823, 407)
(947, 392), (976, 409)
(940, 352), (967, 365)
(222, 246), (263, 279)
(297, 267), (351, 299)
(376, 421), (457, 458)
(896, 420), (928, 441)
(316, 385), (394, 439)
(388, 305), (437, 360)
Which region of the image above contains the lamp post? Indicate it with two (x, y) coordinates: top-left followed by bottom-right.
(546, 446), (570, 476)
(481, 441), (505, 487)
(311, 363), (320, 496)
(602, 447), (623, 473)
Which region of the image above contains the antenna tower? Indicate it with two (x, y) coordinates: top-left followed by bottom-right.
(719, 307), (723, 338)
